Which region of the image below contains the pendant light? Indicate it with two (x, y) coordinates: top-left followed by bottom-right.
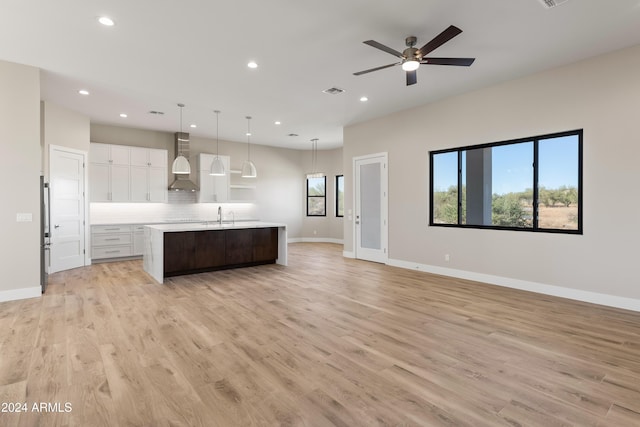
(241, 116), (257, 178)
(306, 138), (324, 179)
(172, 103), (191, 174)
(209, 110), (225, 176)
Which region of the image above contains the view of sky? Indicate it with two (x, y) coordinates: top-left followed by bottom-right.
(432, 134), (579, 195)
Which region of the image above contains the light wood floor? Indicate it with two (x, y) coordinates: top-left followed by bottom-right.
(1, 243), (640, 426)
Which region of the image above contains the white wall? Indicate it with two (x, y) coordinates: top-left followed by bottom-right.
(343, 44), (640, 308)
(0, 60), (41, 301)
(42, 101), (91, 179)
(300, 147), (344, 242)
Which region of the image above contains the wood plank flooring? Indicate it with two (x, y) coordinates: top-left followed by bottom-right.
(1, 242), (640, 426)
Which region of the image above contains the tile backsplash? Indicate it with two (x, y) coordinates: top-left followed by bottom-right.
(90, 200), (257, 224)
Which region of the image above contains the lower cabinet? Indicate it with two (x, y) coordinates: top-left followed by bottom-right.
(92, 224), (150, 261)
(253, 227), (278, 262)
(225, 229), (254, 265)
(163, 228), (278, 276)
(91, 225), (134, 260)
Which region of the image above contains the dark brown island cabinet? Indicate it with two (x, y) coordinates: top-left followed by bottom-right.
(163, 227), (278, 277)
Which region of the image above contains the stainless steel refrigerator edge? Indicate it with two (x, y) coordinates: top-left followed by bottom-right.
(40, 175), (50, 293)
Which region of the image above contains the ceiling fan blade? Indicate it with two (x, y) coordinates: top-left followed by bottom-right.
(406, 70), (417, 86)
(421, 57), (475, 66)
(418, 25), (463, 57)
(353, 62), (400, 76)
(363, 40), (404, 58)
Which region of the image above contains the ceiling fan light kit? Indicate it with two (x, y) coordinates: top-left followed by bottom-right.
(401, 59), (420, 71)
(354, 25), (476, 86)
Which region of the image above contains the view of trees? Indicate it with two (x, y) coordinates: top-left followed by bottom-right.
(433, 185), (579, 228)
(307, 177), (326, 216)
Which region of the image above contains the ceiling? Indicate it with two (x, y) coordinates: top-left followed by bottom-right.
(1, 0), (640, 150)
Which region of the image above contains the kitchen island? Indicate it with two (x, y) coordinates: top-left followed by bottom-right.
(143, 221), (287, 284)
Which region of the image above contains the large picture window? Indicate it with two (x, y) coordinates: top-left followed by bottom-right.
(307, 176), (326, 216)
(430, 130), (582, 234)
(336, 175), (344, 217)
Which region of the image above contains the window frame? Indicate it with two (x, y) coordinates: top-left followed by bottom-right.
(306, 176), (327, 217)
(429, 129), (583, 234)
(335, 175), (344, 217)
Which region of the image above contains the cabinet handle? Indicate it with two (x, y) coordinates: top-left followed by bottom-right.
(105, 250), (120, 254)
(104, 228), (120, 231)
(105, 238), (121, 241)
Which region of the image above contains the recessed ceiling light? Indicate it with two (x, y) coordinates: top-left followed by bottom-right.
(247, 61), (258, 69)
(246, 132), (252, 136)
(78, 89), (89, 95)
(190, 124), (197, 128)
(274, 121), (281, 125)
(360, 96), (369, 102)
(119, 113), (127, 118)
(98, 16), (115, 26)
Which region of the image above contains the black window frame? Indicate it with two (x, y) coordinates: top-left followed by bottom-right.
(306, 176), (327, 217)
(335, 175), (344, 217)
(429, 129), (583, 234)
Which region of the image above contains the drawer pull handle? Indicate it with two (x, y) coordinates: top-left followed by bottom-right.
(104, 238), (121, 241)
(105, 250), (120, 254)
(105, 228), (120, 231)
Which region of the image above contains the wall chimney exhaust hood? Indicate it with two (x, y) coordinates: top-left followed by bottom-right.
(169, 132), (199, 192)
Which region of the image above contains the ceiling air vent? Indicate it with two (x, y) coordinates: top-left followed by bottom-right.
(323, 87), (345, 95)
(537, 0), (569, 8)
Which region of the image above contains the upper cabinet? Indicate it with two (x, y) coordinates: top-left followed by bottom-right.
(90, 143), (168, 203)
(130, 147), (168, 202)
(196, 153), (230, 203)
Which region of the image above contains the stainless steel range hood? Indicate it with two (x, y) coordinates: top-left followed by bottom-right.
(169, 132), (199, 192)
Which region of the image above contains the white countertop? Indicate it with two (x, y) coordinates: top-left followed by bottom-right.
(145, 221), (286, 233)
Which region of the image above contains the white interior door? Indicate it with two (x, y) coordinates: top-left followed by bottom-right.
(50, 147), (87, 273)
(354, 153), (388, 263)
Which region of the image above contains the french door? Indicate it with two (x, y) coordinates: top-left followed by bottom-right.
(354, 153), (388, 263)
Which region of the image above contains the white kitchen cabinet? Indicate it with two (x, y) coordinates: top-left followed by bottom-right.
(196, 153), (230, 203)
(91, 225), (134, 260)
(110, 164), (131, 202)
(90, 143), (167, 203)
(130, 147), (167, 168)
(89, 143), (131, 202)
(130, 147), (167, 202)
(92, 224), (149, 260)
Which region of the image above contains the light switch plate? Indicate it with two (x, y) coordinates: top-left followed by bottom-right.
(16, 213), (33, 222)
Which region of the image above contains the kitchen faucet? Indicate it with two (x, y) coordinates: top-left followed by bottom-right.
(217, 206), (222, 225)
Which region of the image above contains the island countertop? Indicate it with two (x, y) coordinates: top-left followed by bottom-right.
(146, 221), (287, 233)
(143, 221), (287, 284)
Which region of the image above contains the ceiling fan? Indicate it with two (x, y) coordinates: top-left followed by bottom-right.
(353, 25), (475, 86)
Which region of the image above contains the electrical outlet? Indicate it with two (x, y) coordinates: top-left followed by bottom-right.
(313, 230), (317, 235)
(445, 254), (450, 262)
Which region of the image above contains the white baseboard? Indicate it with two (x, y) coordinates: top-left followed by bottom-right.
(387, 258), (640, 313)
(288, 237), (344, 244)
(0, 286), (41, 303)
(343, 251), (355, 259)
